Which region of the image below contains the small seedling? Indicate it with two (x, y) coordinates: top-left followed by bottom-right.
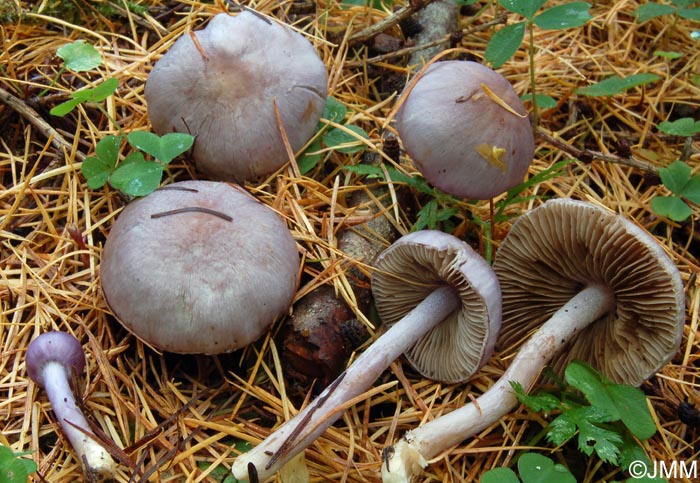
(0, 445), (37, 483)
(81, 132), (194, 197)
(298, 96), (370, 174)
(649, 118), (700, 221)
(484, 1), (592, 122)
(500, 360), (662, 482)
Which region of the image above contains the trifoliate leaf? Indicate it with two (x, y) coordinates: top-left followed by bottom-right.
(651, 196), (692, 221)
(109, 152), (163, 197)
(127, 131), (194, 164)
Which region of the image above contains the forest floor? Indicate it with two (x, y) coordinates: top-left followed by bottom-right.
(1, 0), (699, 482)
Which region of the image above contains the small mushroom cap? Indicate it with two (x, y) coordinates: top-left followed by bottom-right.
(26, 332), (85, 388)
(100, 180), (299, 354)
(371, 230), (502, 383)
(145, 12), (328, 182)
(493, 198), (685, 385)
(395, 61), (534, 200)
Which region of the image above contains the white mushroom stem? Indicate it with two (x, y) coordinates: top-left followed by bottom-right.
(381, 283), (616, 483)
(40, 362), (116, 478)
(231, 285), (461, 481)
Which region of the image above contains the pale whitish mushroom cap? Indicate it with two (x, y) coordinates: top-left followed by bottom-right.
(493, 198), (685, 385)
(395, 61), (534, 200)
(145, 11), (328, 182)
(371, 230), (502, 383)
(100, 180), (299, 354)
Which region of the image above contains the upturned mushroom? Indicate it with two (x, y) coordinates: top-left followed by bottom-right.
(144, 11), (328, 182)
(26, 331), (116, 480)
(231, 230), (501, 481)
(381, 198), (685, 482)
(100, 180), (299, 354)
(394, 60), (534, 200)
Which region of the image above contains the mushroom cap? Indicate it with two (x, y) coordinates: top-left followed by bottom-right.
(395, 61), (534, 200)
(100, 180), (299, 354)
(26, 332), (85, 388)
(493, 198), (685, 385)
(371, 230), (502, 383)
(144, 12), (328, 182)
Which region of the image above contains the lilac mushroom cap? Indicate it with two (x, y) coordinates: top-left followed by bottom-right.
(144, 11), (328, 182)
(100, 180), (299, 354)
(26, 331), (85, 387)
(395, 61), (534, 200)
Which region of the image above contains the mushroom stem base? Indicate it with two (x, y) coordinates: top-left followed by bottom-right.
(42, 362), (116, 479)
(231, 285), (461, 481)
(381, 283), (616, 482)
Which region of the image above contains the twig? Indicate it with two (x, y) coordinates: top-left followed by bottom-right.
(348, 0), (435, 46)
(345, 13), (507, 67)
(0, 86), (85, 164)
(536, 127), (659, 175)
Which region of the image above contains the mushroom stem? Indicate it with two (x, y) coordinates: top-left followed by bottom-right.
(232, 285), (461, 481)
(40, 361), (116, 478)
(382, 283), (616, 483)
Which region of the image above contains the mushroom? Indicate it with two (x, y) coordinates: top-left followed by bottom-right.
(100, 180), (299, 354)
(26, 331), (116, 480)
(144, 11), (328, 182)
(394, 60), (534, 200)
(231, 230), (501, 481)
(381, 198), (685, 482)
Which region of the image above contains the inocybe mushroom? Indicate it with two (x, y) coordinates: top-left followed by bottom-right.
(100, 180), (299, 354)
(381, 199), (685, 482)
(395, 60), (534, 200)
(26, 331), (116, 480)
(231, 230), (501, 481)
(145, 11), (328, 182)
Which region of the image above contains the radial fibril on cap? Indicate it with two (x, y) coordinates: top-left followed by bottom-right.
(145, 11), (328, 182)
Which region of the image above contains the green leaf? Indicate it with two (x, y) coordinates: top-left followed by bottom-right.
(109, 152), (163, 196)
(518, 453), (576, 483)
(634, 3), (677, 22)
(565, 360), (620, 421)
(485, 21), (526, 68)
(82, 156), (113, 189)
(576, 414), (623, 463)
(576, 73), (661, 97)
(298, 138), (324, 174)
(322, 96), (347, 123)
(679, 7), (700, 19)
(81, 77), (119, 102)
(606, 384), (657, 439)
(482, 467), (522, 483)
(322, 125), (369, 153)
(56, 41), (102, 71)
(651, 195), (692, 221)
(511, 381), (561, 412)
(95, 134), (123, 167)
(654, 50), (684, 59)
(521, 93), (558, 109)
(659, 160), (692, 194)
(0, 456), (28, 483)
(658, 117), (700, 136)
(49, 97), (82, 116)
(500, 0), (547, 19)
(127, 131), (194, 164)
(681, 175), (700, 203)
(534, 2), (592, 30)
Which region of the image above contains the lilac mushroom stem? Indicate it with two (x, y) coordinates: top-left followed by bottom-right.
(231, 285), (461, 481)
(381, 284), (616, 482)
(26, 331), (116, 480)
